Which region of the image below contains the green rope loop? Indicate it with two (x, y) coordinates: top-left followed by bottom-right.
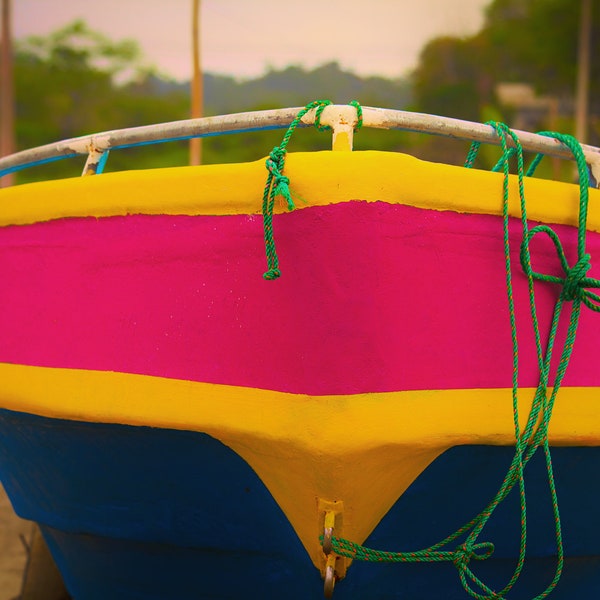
(322, 123), (598, 599)
(313, 100), (333, 132)
(261, 99), (363, 280)
(266, 148), (293, 210)
(521, 226), (600, 308)
(349, 99), (363, 130)
(321, 534), (495, 568)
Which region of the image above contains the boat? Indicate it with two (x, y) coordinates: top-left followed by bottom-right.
(0, 101), (599, 599)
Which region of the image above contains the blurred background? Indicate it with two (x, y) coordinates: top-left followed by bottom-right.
(0, 0), (598, 182)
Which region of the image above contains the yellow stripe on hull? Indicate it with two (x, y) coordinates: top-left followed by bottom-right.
(1, 362), (599, 571)
(0, 152), (599, 232)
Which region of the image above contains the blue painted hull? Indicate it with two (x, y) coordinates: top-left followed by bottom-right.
(1, 407), (599, 599)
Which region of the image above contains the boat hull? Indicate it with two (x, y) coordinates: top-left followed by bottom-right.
(2, 407), (600, 599)
(1, 152), (600, 598)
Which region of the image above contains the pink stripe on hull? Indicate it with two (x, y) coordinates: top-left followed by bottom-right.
(1, 202), (599, 394)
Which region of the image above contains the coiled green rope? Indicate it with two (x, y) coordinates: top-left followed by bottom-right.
(261, 99), (363, 280)
(322, 123), (599, 599)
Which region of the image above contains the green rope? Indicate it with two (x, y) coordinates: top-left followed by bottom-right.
(323, 124), (599, 599)
(523, 131), (600, 312)
(261, 99), (363, 280)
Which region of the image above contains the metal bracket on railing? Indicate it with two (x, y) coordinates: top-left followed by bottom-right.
(318, 498), (346, 598)
(589, 155), (600, 188)
(82, 139), (110, 176)
(301, 105), (359, 152)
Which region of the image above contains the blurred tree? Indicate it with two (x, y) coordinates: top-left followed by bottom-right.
(483, 0), (583, 96)
(13, 24), (415, 180)
(14, 21), (192, 178)
(15, 20), (145, 147)
(1, 0), (15, 187)
(413, 36), (492, 121)
(412, 0), (599, 145)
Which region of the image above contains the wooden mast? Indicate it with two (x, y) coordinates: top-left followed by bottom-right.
(0, 0), (15, 187)
(575, 0), (592, 144)
(190, 0), (203, 165)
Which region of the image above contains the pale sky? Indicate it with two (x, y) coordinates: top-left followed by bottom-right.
(14, 0), (490, 81)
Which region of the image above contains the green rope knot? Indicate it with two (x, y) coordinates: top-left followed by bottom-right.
(562, 254), (592, 301)
(313, 99), (333, 131)
(520, 225), (600, 311)
(452, 542), (495, 571)
(261, 99), (363, 279)
(266, 147), (294, 210)
(273, 175), (293, 210)
(263, 267), (281, 281)
(268, 145), (285, 163)
(349, 99), (363, 130)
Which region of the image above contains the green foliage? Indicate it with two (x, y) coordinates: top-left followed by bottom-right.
(483, 0), (582, 95)
(13, 24), (415, 180)
(413, 0), (599, 118)
(13, 3), (599, 181)
(15, 21), (152, 151)
(413, 36), (488, 121)
(20, 20), (141, 74)
(409, 0), (600, 166)
(215, 62), (411, 113)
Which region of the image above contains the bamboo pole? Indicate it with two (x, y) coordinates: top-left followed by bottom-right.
(575, 0), (592, 144)
(3, 106), (600, 179)
(189, 0), (203, 165)
(0, 0), (15, 187)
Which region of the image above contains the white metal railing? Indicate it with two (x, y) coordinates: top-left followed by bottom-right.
(1, 105), (599, 184)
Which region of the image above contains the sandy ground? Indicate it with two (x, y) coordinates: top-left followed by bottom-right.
(0, 483), (30, 600)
